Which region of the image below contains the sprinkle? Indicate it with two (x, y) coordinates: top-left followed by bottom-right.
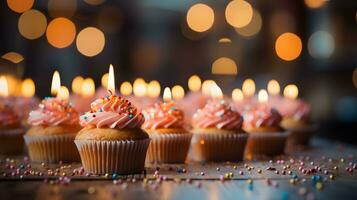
(88, 187), (96, 194)
(315, 182), (323, 191)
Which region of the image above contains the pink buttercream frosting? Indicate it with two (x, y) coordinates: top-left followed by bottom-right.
(80, 94), (145, 129)
(192, 100), (243, 130)
(0, 100), (20, 127)
(142, 101), (184, 130)
(278, 99), (311, 121)
(242, 105), (282, 129)
(28, 97), (79, 126)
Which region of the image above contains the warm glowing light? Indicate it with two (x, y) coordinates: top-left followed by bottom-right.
(258, 89), (269, 103)
(218, 38), (232, 43)
(51, 71), (61, 96)
(107, 64), (115, 94)
(172, 85), (185, 100)
(267, 80), (280, 96)
(18, 9), (47, 40)
(4, 76), (21, 96)
(188, 75), (201, 92)
(46, 17), (76, 48)
(71, 76), (84, 95)
(84, 0), (105, 5)
(202, 80), (216, 96)
(81, 78), (95, 97)
(0, 76), (9, 97)
(120, 81), (132, 96)
(225, 0), (253, 28)
(275, 32), (302, 61)
(76, 27), (105, 57)
(57, 86), (69, 100)
(210, 83), (223, 99)
(212, 57), (238, 75)
(21, 78), (35, 98)
(1, 52), (24, 64)
(308, 31), (334, 59)
(147, 80), (161, 98)
(186, 3), (214, 32)
(242, 79), (255, 97)
(232, 88), (243, 102)
(133, 78), (147, 97)
(284, 84), (299, 99)
(163, 87), (172, 102)
(353, 68), (357, 89)
(304, 0), (326, 9)
(235, 9), (262, 37)
(101, 73), (108, 89)
(7, 0), (34, 13)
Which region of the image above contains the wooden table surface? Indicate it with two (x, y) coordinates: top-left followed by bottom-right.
(1, 138), (357, 200)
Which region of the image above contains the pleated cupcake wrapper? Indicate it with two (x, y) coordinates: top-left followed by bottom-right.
(24, 134), (80, 163)
(190, 133), (248, 162)
(0, 128), (26, 154)
(146, 132), (192, 164)
(286, 124), (319, 147)
(245, 131), (289, 159)
(75, 139), (150, 175)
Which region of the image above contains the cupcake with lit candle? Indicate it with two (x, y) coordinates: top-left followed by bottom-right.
(280, 84), (316, 150)
(243, 90), (288, 159)
(142, 87), (192, 163)
(190, 84), (247, 162)
(75, 65), (150, 174)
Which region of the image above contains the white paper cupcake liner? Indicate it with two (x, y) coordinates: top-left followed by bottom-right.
(24, 133), (80, 163)
(245, 131), (289, 159)
(75, 139), (150, 175)
(190, 133), (248, 162)
(146, 132), (192, 164)
(0, 128), (26, 154)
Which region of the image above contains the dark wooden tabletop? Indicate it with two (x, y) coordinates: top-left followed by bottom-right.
(1, 138), (356, 200)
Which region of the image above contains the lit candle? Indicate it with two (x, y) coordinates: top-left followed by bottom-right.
(57, 86), (69, 100)
(163, 87), (172, 102)
(0, 76), (9, 97)
(51, 70), (61, 96)
(172, 85), (185, 100)
(81, 78), (95, 97)
(21, 78), (35, 98)
(133, 78), (147, 97)
(107, 64), (115, 94)
(242, 78), (255, 98)
(188, 75), (201, 92)
(267, 80), (280, 96)
(283, 84), (298, 100)
(147, 80), (161, 99)
(210, 83), (223, 99)
(120, 81), (133, 96)
(201, 80), (215, 97)
(232, 88), (243, 102)
(71, 76), (84, 96)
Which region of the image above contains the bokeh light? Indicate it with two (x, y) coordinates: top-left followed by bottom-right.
(57, 86), (69, 100)
(202, 80), (216, 96)
(21, 78), (35, 98)
(101, 73), (108, 89)
(218, 38), (232, 43)
(186, 3), (214, 32)
(1, 52), (24, 63)
(71, 76), (84, 95)
(353, 68), (357, 88)
(308, 31), (334, 59)
(81, 78), (95, 97)
(46, 17), (76, 48)
(242, 79), (255, 97)
(275, 32), (302, 61)
(258, 89), (269, 103)
(48, 0), (77, 18)
(267, 80), (280, 95)
(304, 0), (327, 9)
(147, 80), (161, 98)
(172, 85), (185, 100)
(133, 78), (147, 97)
(120, 81), (132, 96)
(212, 57), (238, 75)
(188, 75), (201, 92)
(283, 84), (299, 99)
(76, 27), (105, 57)
(225, 0), (253, 28)
(18, 9), (47, 40)
(235, 9), (262, 37)
(232, 88), (243, 102)
(7, 0), (34, 13)
(84, 0), (105, 6)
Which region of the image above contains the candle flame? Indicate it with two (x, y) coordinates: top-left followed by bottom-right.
(163, 87), (172, 102)
(267, 80), (280, 95)
(242, 79), (255, 97)
(0, 76), (9, 97)
(210, 83), (223, 99)
(258, 89), (269, 103)
(147, 80), (161, 98)
(172, 85), (185, 100)
(232, 88), (243, 102)
(188, 75), (201, 92)
(72, 76), (84, 95)
(133, 78), (147, 97)
(81, 78), (95, 97)
(51, 70), (61, 96)
(201, 80), (215, 96)
(108, 64), (115, 94)
(120, 81), (132, 96)
(283, 84), (298, 99)
(21, 78), (35, 98)
(57, 86), (69, 100)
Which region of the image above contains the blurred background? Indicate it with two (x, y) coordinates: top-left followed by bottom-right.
(0, 0), (356, 143)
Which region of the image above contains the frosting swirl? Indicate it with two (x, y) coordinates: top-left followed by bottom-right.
(0, 100), (20, 127)
(142, 101), (184, 130)
(80, 95), (144, 129)
(192, 100), (243, 130)
(242, 106), (282, 129)
(28, 97), (79, 126)
(279, 99), (311, 121)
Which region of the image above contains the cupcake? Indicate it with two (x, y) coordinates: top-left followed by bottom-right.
(243, 106), (288, 159)
(190, 100), (248, 162)
(75, 94), (150, 174)
(24, 97), (81, 163)
(0, 100), (26, 154)
(142, 100), (192, 163)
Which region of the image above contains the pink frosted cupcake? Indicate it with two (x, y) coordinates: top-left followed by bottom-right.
(24, 97), (81, 163)
(75, 94), (150, 174)
(142, 101), (192, 163)
(0, 100), (26, 154)
(190, 100), (248, 162)
(243, 106), (288, 159)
